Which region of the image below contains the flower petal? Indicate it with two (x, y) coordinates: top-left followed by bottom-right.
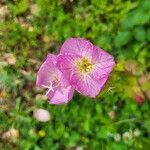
(89, 46), (115, 80)
(91, 58), (115, 80)
(92, 46), (115, 64)
(36, 54), (60, 87)
(57, 54), (78, 81)
(70, 72), (108, 97)
(60, 38), (115, 61)
(60, 38), (94, 57)
(49, 86), (74, 104)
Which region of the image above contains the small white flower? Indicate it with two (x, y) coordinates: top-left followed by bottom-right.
(113, 105), (118, 110)
(114, 133), (121, 142)
(33, 108), (50, 122)
(133, 128), (141, 137)
(123, 131), (132, 142)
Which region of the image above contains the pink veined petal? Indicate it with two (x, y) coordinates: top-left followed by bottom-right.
(36, 54), (61, 87)
(36, 56), (58, 87)
(57, 54), (78, 81)
(91, 58), (115, 80)
(59, 73), (71, 87)
(47, 53), (57, 64)
(49, 86), (74, 104)
(60, 38), (94, 58)
(60, 38), (115, 68)
(89, 46), (115, 80)
(91, 45), (115, 63)
(70, 72), (108, 97)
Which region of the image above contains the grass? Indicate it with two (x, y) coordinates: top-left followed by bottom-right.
(0, 0), (150, 149)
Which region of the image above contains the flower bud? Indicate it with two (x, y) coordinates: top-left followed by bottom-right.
(38, 130), (46, 137)
(33, 108), (50, 122)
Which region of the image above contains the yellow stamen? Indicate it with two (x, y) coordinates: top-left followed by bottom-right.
(75, 57), (93, 74)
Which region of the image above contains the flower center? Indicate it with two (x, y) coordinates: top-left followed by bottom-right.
(76, 57), (93, 74)
(42, 76), (60, 96)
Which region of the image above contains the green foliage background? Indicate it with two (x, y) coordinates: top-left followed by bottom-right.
(0, 0), (150, 149)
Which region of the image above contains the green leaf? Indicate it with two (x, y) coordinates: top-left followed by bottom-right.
(141, 0), (150, 11)
(146, 28), (150, 41)
(133, 27), (146, 42)
(114, 31), (132, 47)
(109, 142), (128, 150)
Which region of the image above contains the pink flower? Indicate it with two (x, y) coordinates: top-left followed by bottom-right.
(36, 54), (74, 104)
(57, 38), (115, 97)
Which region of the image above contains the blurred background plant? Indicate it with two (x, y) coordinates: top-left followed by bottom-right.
(0, 0), (150, 149)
